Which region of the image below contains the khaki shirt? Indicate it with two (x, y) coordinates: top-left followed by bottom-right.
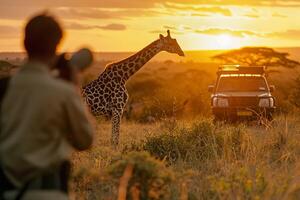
(0, 61), (93, 187)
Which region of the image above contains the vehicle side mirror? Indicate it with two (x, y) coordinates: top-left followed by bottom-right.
(208, 85), (214, 93)
(270, 85), (275, 92)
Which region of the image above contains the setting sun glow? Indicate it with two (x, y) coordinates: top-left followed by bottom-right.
(1, 1), (300, 52)
(216, 35), (237, 50)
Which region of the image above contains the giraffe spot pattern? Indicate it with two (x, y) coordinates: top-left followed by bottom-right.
(82, 39), (162, 145)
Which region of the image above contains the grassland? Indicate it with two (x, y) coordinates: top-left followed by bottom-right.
(69, 59), (300, 200)
(70, 114), (300, 200)
(1, 56), (300, 199)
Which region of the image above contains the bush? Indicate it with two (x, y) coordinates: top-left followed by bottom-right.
(143, 119), (218, 163)
(142, 119), (250, 164)
(108, 151), (174, 200)
(208, 167), (267, 199)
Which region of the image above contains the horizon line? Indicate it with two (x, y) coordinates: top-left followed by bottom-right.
(1, 46), (300, 54)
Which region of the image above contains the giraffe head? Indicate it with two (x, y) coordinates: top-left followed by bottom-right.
(159, 30), (185, 56)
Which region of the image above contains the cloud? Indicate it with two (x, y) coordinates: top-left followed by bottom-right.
(151, 25), (194, 35)
(54, 7), (166, 20)
(269, 29), (300, 39)
(55, 8), (115, 19)
(65, 23), (93, 30)
(2, 0), (300, 8)
(163, 3), (232, 16)
(191, 13), (210, 17)
(243, 14), (260, 18)
(272, 12), (287, 18)
(0, 6), (40, 20)
(0, 6), (167, 21)
(149, 29), (184, 35)
(194, 28), (261, 37)
(66, 23), (126, 31)
(97, 23), (126, 30)
(0, 1), (296, 21)
(0, 0), (158, 8)
(150, 25), (262, 38)
(162, 25), (178, 31)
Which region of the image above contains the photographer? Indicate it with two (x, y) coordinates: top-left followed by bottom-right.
(0, 13), (93, 200)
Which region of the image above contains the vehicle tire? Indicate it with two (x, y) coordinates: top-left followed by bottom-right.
(266, 113), (273, 121)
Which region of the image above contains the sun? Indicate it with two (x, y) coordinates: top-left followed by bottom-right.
(216, 34), (236, 49)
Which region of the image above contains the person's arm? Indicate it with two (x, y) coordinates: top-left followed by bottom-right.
(64, 88), (93, 151)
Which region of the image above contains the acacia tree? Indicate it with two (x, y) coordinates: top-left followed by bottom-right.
(213, 47), (300, 68)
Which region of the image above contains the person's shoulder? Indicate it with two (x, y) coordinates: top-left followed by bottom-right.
(48, 78), (78, 97)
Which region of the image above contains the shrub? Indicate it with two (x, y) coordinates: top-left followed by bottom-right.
(208, 167), (267, 199)
(108, 151), (174, 200)
(143, 119), (218, 163)
(142, 119), (250, 164)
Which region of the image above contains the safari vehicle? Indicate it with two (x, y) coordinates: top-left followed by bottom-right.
(208, 65), (276, 121)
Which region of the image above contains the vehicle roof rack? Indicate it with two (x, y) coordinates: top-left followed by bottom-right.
(217, 65), (265, 75)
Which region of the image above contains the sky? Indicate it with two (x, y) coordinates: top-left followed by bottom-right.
(1, 0), (300, 52)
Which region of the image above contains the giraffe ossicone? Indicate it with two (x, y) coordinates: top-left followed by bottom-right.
(82, 30), (184, 146)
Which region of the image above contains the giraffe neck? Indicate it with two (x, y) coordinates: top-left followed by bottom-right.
(114, 39), (162, 81)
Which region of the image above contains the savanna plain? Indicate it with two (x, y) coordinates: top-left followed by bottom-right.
(67, 58), (300, 200)
(1, 52), (300, 199)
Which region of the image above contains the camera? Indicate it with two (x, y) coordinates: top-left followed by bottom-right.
(54, 48), (93, 83)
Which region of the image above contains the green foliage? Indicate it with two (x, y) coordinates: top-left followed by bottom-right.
(143, 119), (215, 163)
(108, 151), (174, 200)
(208, 167), (267, 200)
(143, 119), (251, 163)
(123, 63), (213, 122)
(71, 115), (300, 199)
(81, 59), (299, 119)
(143, 119), (249, 164)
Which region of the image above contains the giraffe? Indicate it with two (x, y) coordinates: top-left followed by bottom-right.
(82, 30), (184, 145)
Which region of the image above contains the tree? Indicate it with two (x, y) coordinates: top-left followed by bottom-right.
(213, 47), (300, 68)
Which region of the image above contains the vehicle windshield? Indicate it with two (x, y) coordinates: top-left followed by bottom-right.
(216, 76), (268, 92)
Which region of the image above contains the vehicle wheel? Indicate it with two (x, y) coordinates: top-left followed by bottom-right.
(266, 113), (273, 121)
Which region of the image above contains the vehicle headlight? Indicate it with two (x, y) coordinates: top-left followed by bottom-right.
(213, 97), (229, 107)
(259, 98), (274, 107)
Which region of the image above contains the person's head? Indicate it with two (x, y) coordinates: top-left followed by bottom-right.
(24, 13), (63, 62)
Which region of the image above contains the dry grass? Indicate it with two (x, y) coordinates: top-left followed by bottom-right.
(70, 114), (300, 200)
(2, 56), (300, 199)
(71, 60), (300, 199)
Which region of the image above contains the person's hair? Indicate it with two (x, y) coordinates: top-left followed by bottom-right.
(24, 13), (63, 59)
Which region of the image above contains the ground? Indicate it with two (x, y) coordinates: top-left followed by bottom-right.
(2, 58), (300, 199)
(70, 114), (300, 200)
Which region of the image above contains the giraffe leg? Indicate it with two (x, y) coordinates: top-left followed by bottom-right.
(111, 109), (122, 146)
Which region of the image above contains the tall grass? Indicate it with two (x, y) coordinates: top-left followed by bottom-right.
(70, 114), (300, 200)
(71, 61), (300, 199)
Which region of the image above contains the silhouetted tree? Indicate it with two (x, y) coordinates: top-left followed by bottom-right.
(213, 47), (300, 68)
